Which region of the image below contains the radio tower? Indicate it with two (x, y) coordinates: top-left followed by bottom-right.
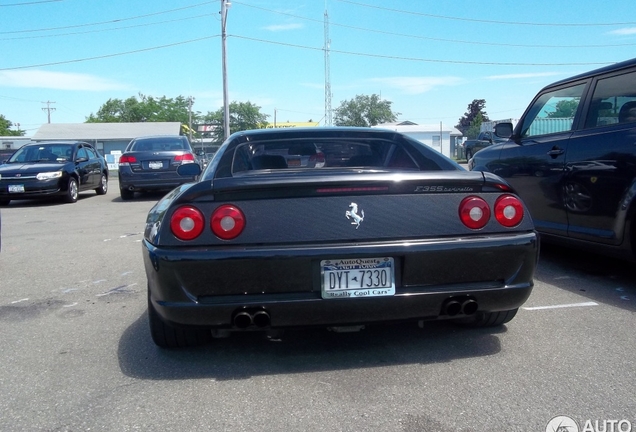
(324, 9), (332, 126)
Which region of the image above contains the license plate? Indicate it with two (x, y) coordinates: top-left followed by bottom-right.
(321, 257), (395, 299)
(287, 158), (301, 167)
(149, 161), (163, 169)
(8, 184), (25, 193)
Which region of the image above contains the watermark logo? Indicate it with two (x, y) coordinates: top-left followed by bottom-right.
(547, 416), (633, 432)
(546, 416), (579, 432)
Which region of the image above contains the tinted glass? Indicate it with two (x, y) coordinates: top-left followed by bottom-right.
(85, 146), (98, 159)
(231, 138), (422, 174)
(519, 83), (586, 138)
(584, 70), (636, 128)
(131, 138), (189, 151)
(8, 144), (73, 163)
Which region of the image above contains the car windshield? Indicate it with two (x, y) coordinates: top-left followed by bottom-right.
(7, 144), (73, 163)
(231, 138), (425, 174)
(130, 138), (188, 152)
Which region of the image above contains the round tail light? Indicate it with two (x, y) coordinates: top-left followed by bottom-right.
(494, 195), (524, 227)
(459, 196), (491, 229)
(211, 205), (245, 240)
(170, 206), (205, 240)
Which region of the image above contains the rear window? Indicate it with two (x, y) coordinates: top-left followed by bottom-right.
(130, 137), (190, 152)
(231, 138), (426, 174)
(584, 69), (636, 128)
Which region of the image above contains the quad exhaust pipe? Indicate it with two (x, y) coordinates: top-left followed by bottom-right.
(232, 309), (271, 329)
(442, 297), (478, 316)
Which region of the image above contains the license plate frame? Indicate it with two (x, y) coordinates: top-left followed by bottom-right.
(8, 184), (25, 193)
(320, 257), (395, 299)
(148, 161), (163, 169)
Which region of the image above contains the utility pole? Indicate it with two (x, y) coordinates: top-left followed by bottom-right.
(42, 101), (56, 123)
(187, 96), (194, 144)
(324, 9), (332, 126)
(221, 0), (231, 140)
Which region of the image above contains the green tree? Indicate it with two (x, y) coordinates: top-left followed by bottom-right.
(202, 101), (269, 142)
(86, 94), (197, 124)
(547, 99), (579, 118)
(465, 112), (485, 139)
(333, 94), (399, 127)
(0, 114), (25, 136)
(456, 99), (490, 137)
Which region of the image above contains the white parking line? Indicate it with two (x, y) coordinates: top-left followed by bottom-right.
(523, 301), (598, 311)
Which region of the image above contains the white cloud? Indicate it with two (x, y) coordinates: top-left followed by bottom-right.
(486, 72), (560, 80)
(608, 27), (636, 35)
(262, 23), (303, 32)
(0, 70), (130, 91)
(368, 76), (463, 95)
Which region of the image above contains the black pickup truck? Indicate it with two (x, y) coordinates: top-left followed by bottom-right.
(462, 131), (507, 160)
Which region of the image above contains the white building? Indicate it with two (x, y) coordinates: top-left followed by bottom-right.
(373, 121), (463, 159)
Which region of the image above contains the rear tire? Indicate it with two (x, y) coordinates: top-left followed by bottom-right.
(0, 199), (9, 206)
(455, 308), (518, 327)
(465, 149), (473, 160)
(148, 291), (212, 348)
(120, 188), (134, 201)
(64, 177), (78, 203)
(95, 174), (108, 195)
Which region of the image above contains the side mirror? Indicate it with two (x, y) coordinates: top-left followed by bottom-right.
(177, 163), (202, 177)
(494, 122), (513, 139)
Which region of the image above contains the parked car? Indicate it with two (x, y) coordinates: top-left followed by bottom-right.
(0, 141), (108, 206)
(469, 57), (636, 261)
(463, 131), (508, 160)
(117, 135), (198, 200)
(142, 127), (538, 348)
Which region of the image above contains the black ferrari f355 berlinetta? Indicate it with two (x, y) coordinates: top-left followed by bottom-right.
(142, 127), (538, 348)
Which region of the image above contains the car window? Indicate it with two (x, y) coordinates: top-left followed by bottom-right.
(519, 83), (586, 138)
(131, 138), (188, 151)
(230, 138), (423, 174)
(77, 147), (88, 160)
(84, 146), (98, 159)
(584, 70), (636, 128)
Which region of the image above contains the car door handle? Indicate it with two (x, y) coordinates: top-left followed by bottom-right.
(547, 148), (565, 157)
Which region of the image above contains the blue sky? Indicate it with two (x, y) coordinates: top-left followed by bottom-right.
(1, 0), (635, 136)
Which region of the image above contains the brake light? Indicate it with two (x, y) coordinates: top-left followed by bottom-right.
(119, 155), (137, 165)
(494, 195), (524, 227)
(211, 205), (245, 240)
(170, 206), (205, 241)
(459, 196), (490, 229)
(174, 153), (195, 164)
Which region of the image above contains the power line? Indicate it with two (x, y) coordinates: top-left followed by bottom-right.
(230, 34), (615, 67)
(233, 1), (636, 49)
(0, 36), (220, 70)
(336, 0), (636, 27)
(0, 30), (618, 72)
(0, 13), (215, 41)
(0, 1), (215, 34)
(1, 0), (62, 6)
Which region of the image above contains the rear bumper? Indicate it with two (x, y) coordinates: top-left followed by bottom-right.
(118, 169), (195, 191)
(144, 231), (539, 329)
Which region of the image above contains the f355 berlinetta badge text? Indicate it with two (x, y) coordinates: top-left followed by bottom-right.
(345, 202), (364, 229)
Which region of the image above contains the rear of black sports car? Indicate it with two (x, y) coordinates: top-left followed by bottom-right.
(142, 128), (539, 348)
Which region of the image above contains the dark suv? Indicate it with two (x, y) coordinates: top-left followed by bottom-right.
(469, 57), (636, 261)
(118, 135), (198, 200)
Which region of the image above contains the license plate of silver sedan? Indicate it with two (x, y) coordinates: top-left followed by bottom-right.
(142, 127), (538, 348)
